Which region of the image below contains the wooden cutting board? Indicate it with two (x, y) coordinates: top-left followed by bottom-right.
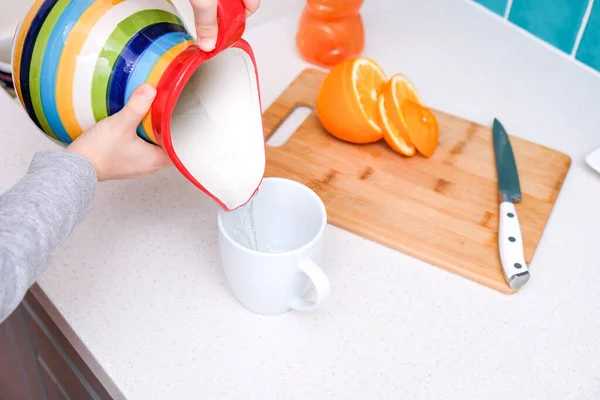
(262, 68), (571, 294)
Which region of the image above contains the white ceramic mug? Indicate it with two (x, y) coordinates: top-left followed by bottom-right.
(217, 177), (331, 315)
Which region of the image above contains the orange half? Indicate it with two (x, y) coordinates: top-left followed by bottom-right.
(316, 57), (387, 144)
(352, 57), (387, 134)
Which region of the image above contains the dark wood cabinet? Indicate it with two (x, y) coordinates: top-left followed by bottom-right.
(0, 288), (114, 400)
(0, 306), (46, 400)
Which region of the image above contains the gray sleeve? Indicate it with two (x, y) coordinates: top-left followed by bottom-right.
(0, 151), (97, 323)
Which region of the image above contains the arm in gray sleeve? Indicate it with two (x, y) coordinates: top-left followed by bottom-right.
(0, 151), (97, 323)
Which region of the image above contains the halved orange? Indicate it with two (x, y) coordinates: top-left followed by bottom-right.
(316, 57), (387, 144)
(401, 100), (439, 158)
(377, 93), (416, 156)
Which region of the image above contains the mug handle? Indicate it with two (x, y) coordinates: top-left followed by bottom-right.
(289, 259), (332, 311)
(214, 0), (247, 52)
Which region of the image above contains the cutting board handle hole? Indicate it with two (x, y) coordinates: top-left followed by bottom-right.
(267, 105), (312, 147)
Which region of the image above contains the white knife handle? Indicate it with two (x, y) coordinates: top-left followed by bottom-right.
(499, 201), (530, 289)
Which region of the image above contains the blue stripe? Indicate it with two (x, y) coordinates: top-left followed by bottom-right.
(107, 22), (185, 118)
(123, 31), (192, 141)
(40, 0), (96, 144)
(20, 0), (59, 132)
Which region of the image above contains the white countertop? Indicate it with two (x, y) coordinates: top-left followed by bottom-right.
(1, 0), (600, 399)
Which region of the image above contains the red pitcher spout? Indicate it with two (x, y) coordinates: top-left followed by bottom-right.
(152, 40), (265, 212)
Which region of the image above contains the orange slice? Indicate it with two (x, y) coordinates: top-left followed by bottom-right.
(378, 73), (421, 147)
(377, 93), (416, 156)
(316, 57), (387, 144)
(401, 100), (439, 158)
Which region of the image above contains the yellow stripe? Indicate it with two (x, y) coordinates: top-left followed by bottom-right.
(12, 0), (45, 108)
(142, 39), (193, 144)
(56, 0), (124, 141)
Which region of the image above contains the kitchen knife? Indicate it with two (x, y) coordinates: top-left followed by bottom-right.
(492, 118), (530, 290)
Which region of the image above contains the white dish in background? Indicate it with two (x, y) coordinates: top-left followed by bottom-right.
(586, 147), (600, 174)
(0, 36), (12, 73)
(0, 35), (15, 99)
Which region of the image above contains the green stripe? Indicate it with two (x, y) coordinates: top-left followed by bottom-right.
(29, 0), (70, 139)
(91, 10), (183, 122)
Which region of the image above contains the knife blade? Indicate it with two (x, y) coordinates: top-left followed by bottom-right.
(492, 118), (530, 290)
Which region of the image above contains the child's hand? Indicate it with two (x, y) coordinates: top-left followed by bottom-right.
(191, 0), (260, 51)
(67, 84), (171, 182)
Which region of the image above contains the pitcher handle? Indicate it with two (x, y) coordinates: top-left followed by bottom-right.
(214, 0), (247, 52)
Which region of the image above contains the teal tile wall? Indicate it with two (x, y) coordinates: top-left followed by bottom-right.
(475, 0), (507, 16)
(473, 0), (600, 73)
(508, 0), (588, 53)
(576, 3), (600, 71)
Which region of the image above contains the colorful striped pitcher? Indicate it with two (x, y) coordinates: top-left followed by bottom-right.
(11, 0), (266, 211)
